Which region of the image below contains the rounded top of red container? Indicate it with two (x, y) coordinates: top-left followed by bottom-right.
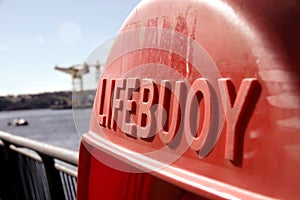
(80, 0), (300, 199)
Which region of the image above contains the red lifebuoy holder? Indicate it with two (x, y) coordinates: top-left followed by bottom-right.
(77, 0), (300, 199)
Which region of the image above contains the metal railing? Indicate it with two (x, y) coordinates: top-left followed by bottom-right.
(0, 131), (78, 200)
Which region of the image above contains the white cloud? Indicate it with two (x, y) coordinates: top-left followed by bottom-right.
(37, 36), (45, 44)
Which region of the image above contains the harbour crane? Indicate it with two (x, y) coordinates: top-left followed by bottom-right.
(54, 62), (103, 92)
(54, 63), (89, 92)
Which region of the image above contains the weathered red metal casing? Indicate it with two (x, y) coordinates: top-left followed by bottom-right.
(77, 0), (300, 199)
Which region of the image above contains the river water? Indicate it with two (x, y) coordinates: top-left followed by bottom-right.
(0, 108), (92, 151)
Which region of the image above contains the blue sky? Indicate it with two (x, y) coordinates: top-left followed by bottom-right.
(0, 0), (141, 95)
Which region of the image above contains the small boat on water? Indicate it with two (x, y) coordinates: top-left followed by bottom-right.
(13, 118), (29, 126)
(14, 118), (29, 126)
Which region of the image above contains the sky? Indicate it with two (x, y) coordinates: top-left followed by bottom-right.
(0, 0), (141, 96)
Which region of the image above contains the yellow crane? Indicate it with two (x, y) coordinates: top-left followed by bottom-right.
(54, 62), (103, 108)
(54, 63), (90, 92)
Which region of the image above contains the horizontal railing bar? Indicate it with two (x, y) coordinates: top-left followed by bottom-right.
(9, 145), (43, 163)
(55, 163), (77, 178)
(0, 131), (78, 165)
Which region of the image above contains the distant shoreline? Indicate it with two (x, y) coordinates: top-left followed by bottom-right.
(0, 90), (94, 111)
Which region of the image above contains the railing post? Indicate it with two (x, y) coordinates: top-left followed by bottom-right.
(0, 141), (9, 199)
(0, 141), (24, 199)
(40, 154), (65, 200)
